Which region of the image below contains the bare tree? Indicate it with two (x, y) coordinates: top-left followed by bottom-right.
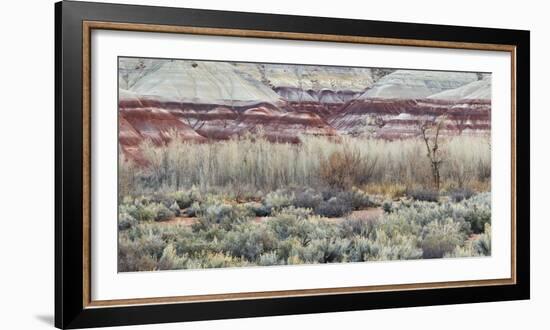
(180, 109), (206, 131)
(452, 115), (470, 135)
(373, 115), (386, 128)
(419, 118), (445, 191)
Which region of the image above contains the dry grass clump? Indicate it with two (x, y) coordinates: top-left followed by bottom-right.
(119, 134), (491, 198)
(319, 146), (378, 189)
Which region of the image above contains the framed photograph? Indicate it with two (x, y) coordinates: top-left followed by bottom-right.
(55, 1), (530, 328)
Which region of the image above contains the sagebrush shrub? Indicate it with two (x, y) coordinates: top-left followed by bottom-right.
(119, 202), (154, 222)
(408, 189), (439, 202)
(445, 225), (491, 258)
(263, 190), (294, 212)
(421, 218), (465, 258)
(221, 223), (278, 261)
(169, 201), (180, 217)
(315, 197), (353, 217)
(347, 188), (376, 210)
(275, 237), (302, 262)
(339, 217), (377, 238)
(472, 224), (491, 256)
(173, 230), (213, 257)
(461, 193), (491, 233)
(268, 207), (316, 245)
(449, 188), (474, 202)
(150, 203), (175, 222)
(158, 244), (187, 270)
(303, 238), (350, 263)
(292, 188), (322, 210)
(171, 186), (202, 209)
(149, 193), (178, 208)
(258, 251), (280, 266)
(347, 237), (373, 262)
(118, 238), (158, 272)
(244, 202), (271, 217)
(360, 229), (423, 261)
(118, 212), (137, 230)
(193, 198), (252, 231)
(181, 201), (201, 217)
(118, 225), (167, 271)
(200, 252), (248, 268)
(382, 200), (393, 213)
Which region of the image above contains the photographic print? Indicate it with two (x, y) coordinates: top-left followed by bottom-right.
(117, 57), (492, 272)
(56, 5), (528, 326)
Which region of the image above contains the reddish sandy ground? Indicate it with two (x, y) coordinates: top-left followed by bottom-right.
(328, 208), (384, 223)
(158, 216), (197, 226)
(467, 234), (482, 242)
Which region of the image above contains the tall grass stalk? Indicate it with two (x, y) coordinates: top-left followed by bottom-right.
(120, 134), (490, 196)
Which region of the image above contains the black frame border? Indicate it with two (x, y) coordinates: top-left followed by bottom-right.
(55, 1), (530, 328)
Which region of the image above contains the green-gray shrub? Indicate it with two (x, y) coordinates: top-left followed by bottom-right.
(472, 224), (491, 256)
(171, 186), (202, 209)
(301, 238), (350, 263)
(158, 244), (188, 270)
(449, 188), (474, 202)
(408, 189), (439, 202)
(339, 217), (377, 238)
(118, 239), (158, 272)
(373, 232), (423, 261)
(263, 190), (294, 212)
(315, 197), (353, 217)
(348, 237), (375, 262)
(119, 202), (154, 222)
(169, 201), (180, 217)
(149, 203), (175, 222)
(193, 198), (252, 231)
(268, 207), (316, 245)
(382, 200), (393, 213)
(421, 218), (465, 258)
(221, 223), (278, 261)
(292, 188), (323, 210)
(244, 202), (271, 217)
(258, 251), (280, 266)
(341, 189), (376, 210)
(118, 212), (137, 230)
(461, 193), (491, 233)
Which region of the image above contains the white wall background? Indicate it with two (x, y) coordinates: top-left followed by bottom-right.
(0, 0), (546, 329)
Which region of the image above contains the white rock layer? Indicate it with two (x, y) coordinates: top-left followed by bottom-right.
(359, 70), (479, 99)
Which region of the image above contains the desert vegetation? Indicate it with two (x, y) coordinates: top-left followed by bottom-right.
(118, 133), (491, 271)
(118, 188), (491, 271)
(119, 133), (490, 196)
